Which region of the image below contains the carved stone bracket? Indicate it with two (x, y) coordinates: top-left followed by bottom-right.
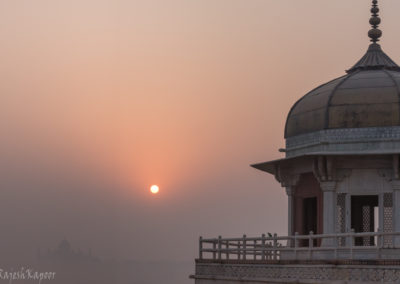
(336, 169), (352, 182)
(313, 156), (335, 182)
(285, 186), (294, 196)
(281, 174), (300, 189)
(274, 164), (300, 189)
(378, 169), (393, 182)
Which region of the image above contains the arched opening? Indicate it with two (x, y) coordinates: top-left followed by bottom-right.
(293, 173), (323, 246)
(351, 195), (379, 246)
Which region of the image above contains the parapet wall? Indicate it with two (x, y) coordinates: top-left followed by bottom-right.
(191, 260), (400, 284)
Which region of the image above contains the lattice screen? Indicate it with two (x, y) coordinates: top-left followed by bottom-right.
(336, 193), (346, 246)
(383, 193), (393, 247)
(362, 206), (372, 246)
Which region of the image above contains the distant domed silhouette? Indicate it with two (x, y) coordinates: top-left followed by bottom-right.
(38, 239), (99, 263)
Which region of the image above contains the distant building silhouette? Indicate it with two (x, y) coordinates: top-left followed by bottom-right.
(38, 239), (100, 263)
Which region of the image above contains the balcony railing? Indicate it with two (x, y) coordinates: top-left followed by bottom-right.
(199, 231), (400, 261)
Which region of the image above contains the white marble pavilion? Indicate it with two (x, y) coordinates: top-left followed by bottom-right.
(192, 1), (400, 283)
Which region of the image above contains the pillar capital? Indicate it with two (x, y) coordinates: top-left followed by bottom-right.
(285, 186), (294, 196)
(319, 181), (337, 192)
(391, 180), (400, 191)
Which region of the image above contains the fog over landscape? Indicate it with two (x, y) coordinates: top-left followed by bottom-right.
(1, 0), (400, 283)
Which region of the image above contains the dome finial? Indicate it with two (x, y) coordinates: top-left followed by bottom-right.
(368, 0), (382, 43)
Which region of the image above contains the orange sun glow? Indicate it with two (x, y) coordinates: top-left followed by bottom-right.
(150, 185), (159, 194)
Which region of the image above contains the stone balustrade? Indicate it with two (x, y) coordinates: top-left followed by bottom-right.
(199, 231), (400, 261)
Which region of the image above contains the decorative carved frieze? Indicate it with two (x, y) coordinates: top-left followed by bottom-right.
(286, 126), (400, 149)
(285, 126), (400, 158)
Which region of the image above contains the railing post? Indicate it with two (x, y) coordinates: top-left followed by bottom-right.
(199, 236), (203, 260)
(350, 229), (355, 260)
(261, 234), (266, 261)
(218, 236), (222, 260)
(238, 239), (241, 260)
(378, 229), (383, 259)
(309, 231), (314, 260)
(226, 241), (229, 260)
(213, 239), (216, 260)
(294, 232), (299, 260)
(334, 232), (338, 247)
(273, 233), (278, 260)
(334, 233), (338, 259)
(253, 239), (257, 260)
(243, 234), (247, 260)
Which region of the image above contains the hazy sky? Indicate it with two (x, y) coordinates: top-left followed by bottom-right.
(1, 0), (400, 263)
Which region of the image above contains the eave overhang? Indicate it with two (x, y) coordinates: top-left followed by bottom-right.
(251, 151), (400, 175)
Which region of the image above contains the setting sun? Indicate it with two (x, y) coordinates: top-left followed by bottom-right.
(150, 185), (159, 194)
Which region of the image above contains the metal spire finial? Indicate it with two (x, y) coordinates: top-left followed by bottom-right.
(368, 0), (382, 43)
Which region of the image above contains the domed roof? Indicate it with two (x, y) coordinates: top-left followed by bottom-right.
(285, 1), (400, 138)
(285, 43), (400, 138)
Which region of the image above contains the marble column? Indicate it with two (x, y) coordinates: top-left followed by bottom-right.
(391, 180), (400, 246)
(286, 187), (294, 237)
(320, 181), (337, 246)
